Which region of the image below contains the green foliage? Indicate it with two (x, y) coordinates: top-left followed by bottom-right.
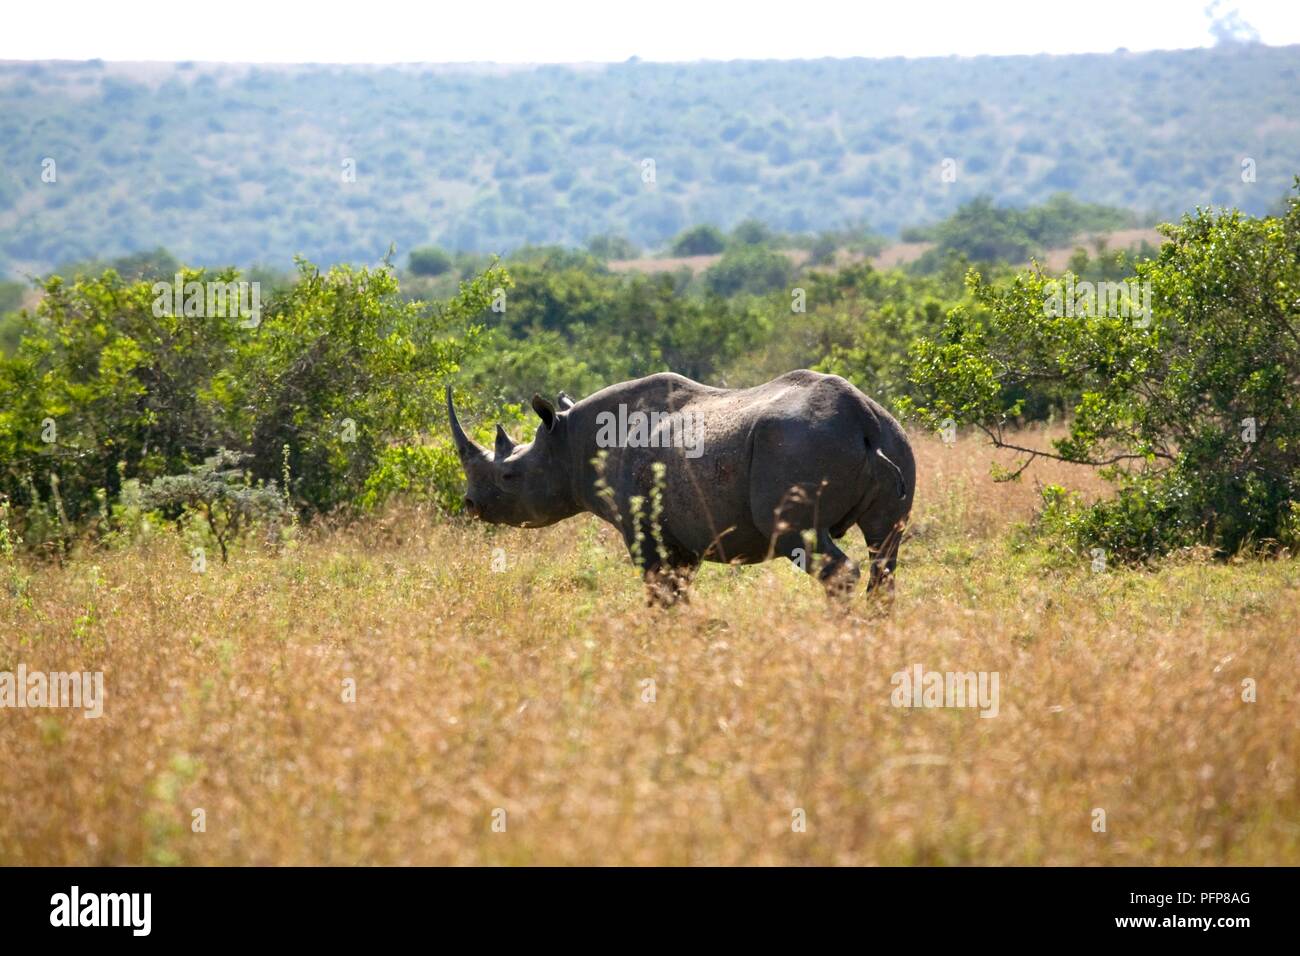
(910, 194), (1133, 270)
(0, 265), (246, 533)
(469, 259), (771, 395)
(8, 47), (1293, 274)
(585, 234), (640, 260)
(0, 495), (31, 605)
(807, 235), (840, 266)
(806, 263), (966, 406)
(1064, 240), (1161, 282)
(359, 444), (465, 514)
(1036, 477), (1202, 564)
(704, 245), (793, 296)
(670, 225), (726, 257)
(234, 259), (503, 513)
(138, 450), (286, 563)
(408, 246), (453, 277)
(0, 257), (501, 550)
(729, 219), (774, 247)
(0, 281), (27, 355)
(905, 189), (1300, 559)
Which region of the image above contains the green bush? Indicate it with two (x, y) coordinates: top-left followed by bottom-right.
(0, 258), (505, 550)
(703, 246), (792, 297)
(359, 443), (465, 514)
(408, 246), (453, 277)
(905, 188), (1300, 560)
(909, 194), (1134, 271)
(585, 234), (639, 260)
(729, 219), (774, 247)
(670, 225), (726, 257)
(139, 450), (287, 563)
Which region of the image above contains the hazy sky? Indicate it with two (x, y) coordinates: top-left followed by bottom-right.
(2, 0), (1295, 62)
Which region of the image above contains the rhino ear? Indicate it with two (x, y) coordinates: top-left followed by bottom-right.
(532, 394), (558, 432)
(557, 391), (575, 411)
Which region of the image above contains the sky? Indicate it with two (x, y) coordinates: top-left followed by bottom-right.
(1, 0), (1295, 63)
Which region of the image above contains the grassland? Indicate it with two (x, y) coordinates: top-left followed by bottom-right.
(1, 430), (1297, 865)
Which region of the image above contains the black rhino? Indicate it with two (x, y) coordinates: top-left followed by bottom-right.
(448, 370), (914, 604)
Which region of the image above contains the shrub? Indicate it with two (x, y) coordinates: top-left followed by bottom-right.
(408, 246), (453, 277)
(359, 443), (467, 515)
(138, 450), (287, 563)
(729, 219), (774, 247)
(670, 225), (726, 257)
(904, 188), (1300, 560)
(0, 257), (503, 548)
(703, 246), (792, 297)
(585, 234), (639, 260)
(235, 259), (505, 513)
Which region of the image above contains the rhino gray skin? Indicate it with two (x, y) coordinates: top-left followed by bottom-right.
(447, 369), (914, 603)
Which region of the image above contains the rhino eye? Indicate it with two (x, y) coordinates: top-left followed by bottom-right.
(500, 470), (520, 482)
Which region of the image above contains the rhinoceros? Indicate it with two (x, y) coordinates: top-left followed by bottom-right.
(447, 370), (914, 604)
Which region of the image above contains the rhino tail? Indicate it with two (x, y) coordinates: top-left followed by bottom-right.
(875, 447), (908, 499)
(861, 410), (908, 500)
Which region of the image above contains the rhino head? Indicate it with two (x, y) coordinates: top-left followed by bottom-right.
(445, 385), (578, 528)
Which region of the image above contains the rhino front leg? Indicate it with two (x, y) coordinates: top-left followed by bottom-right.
(622, 523), (699, 607)
(643, 561), (698, 607)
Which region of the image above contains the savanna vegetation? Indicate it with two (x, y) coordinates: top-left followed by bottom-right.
(2, 44), (1299, 276)
(2, 430), (1296, 865)
(3, 189), (1299, 565)
(2, 165), (1298, 863)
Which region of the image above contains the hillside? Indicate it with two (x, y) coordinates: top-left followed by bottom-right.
(1, 45), (1298, 276)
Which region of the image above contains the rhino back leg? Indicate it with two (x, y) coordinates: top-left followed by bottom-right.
(748, 479), (862, 600)
(747, 417), (868, 554)
(859, 511), (908, 591)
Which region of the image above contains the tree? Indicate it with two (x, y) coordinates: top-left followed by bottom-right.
(138, 450), (286, 563)
(0, 255), (502, 547)
(408, 246), (453, 277)
(703, 246), (792, 297)
(910, 195), (1134, 271)
(235, 259), (504, 513)
(729, 219), (774, 247)
(585, 234), (640, 260)
(670, 225), (726, 257)
(0, 266), (245, 531)
(904, 190), (1300, 560)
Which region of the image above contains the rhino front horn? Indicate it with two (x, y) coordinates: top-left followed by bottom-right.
(445, 385), (485, 460)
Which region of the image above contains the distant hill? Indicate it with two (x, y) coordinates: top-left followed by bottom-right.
(1, 45), (1298, 277)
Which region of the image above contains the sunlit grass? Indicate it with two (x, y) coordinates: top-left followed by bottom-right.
(1, 431), (1297, 865)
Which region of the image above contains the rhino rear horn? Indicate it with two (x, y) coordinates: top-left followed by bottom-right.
(495, 424), (515, 459)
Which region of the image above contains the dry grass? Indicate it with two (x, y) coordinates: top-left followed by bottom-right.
(2, 430), (1297, 865)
